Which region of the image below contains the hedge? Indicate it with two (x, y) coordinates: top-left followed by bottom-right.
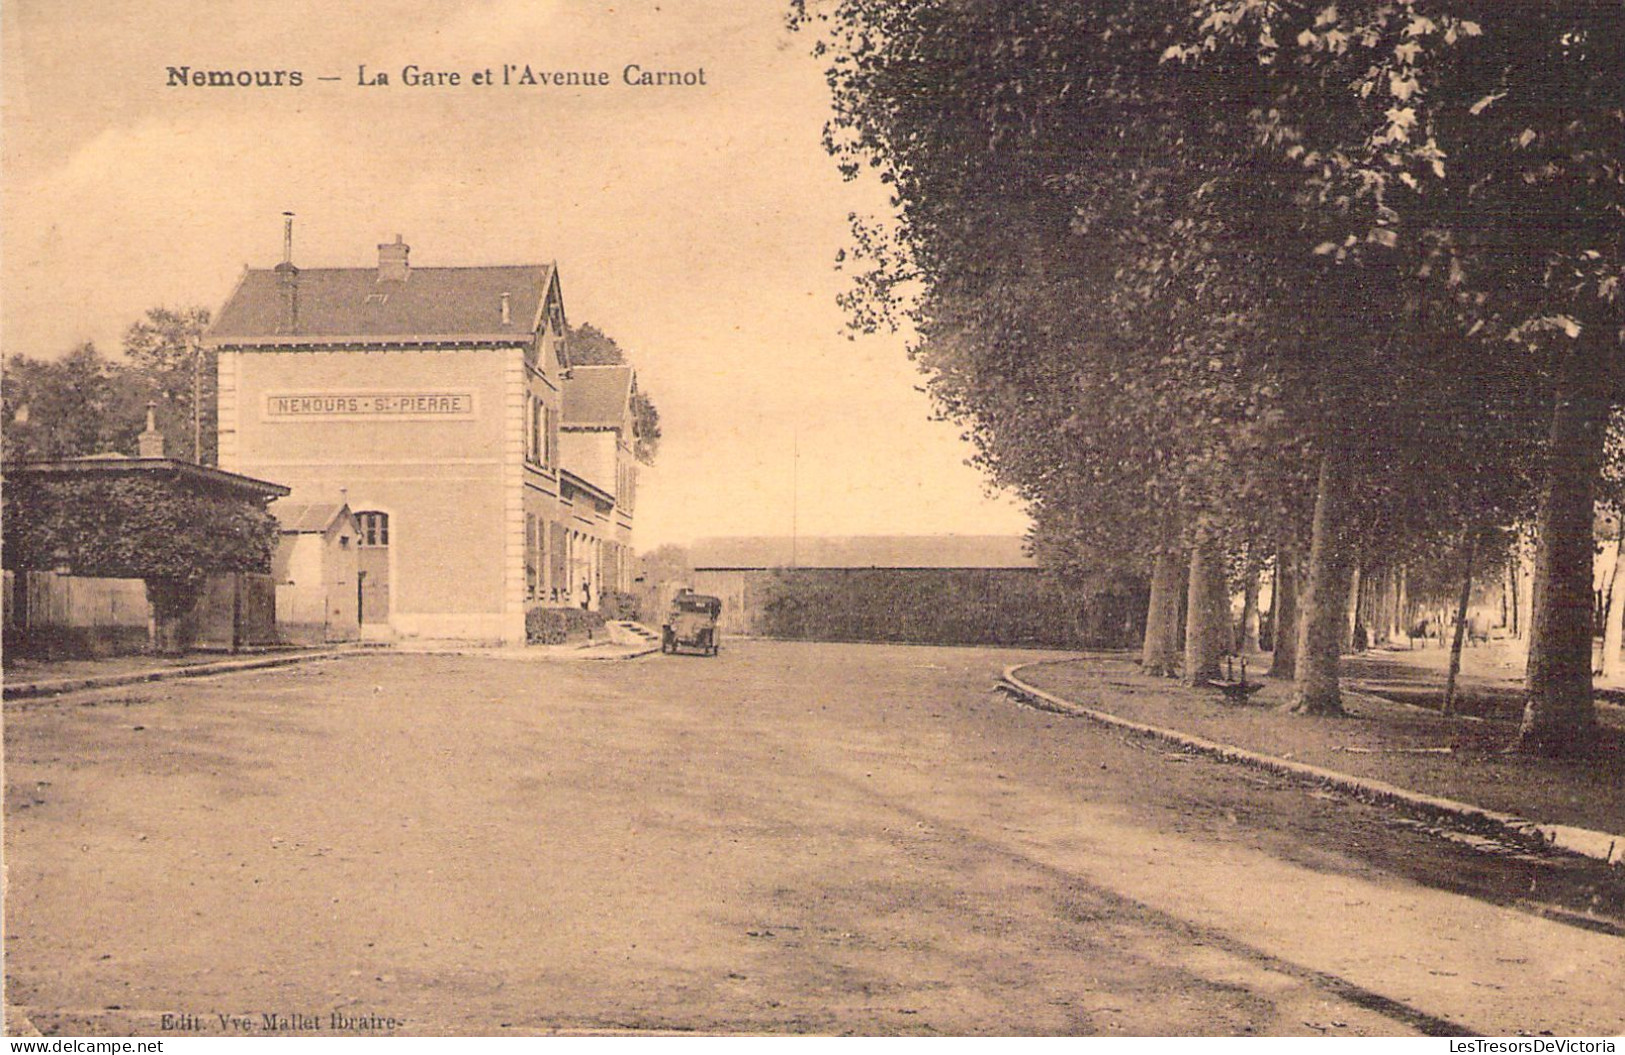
(757, 568), (1146, 649)
(599, 591), (642, 622)
(526, 606), (607, 645)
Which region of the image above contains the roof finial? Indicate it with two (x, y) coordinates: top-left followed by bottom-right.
(138, 400), (165, 457)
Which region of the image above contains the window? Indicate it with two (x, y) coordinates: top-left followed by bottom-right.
(526, 514), (538, 599)
(357, 512), (389, 547)
(532, 397), (544, 466)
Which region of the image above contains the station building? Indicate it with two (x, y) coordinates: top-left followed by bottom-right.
(207, 234), (640, 644)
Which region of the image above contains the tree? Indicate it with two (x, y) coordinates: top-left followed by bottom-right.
(5, 308), (221, 466)
(1178, 0), (1621, 753)
(123, 307), (215, 464)
(797, 0), (1388, 708)
(630, 390), (662, 466)
(1597, 417), (1625, 676)
(801, 0), (1613, 752)
(2, 344), (151, 462)
(638, 543), (693, 583)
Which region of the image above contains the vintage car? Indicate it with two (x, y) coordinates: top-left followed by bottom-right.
(662, 592), (722, 656)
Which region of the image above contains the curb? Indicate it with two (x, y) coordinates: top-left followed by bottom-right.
(385, 644), (661, 662)
(1001, 661), (1625, 868)
(3, 1006), (42, 1037)
(3, 649), (351, 701)
(602, 644), (661, 661)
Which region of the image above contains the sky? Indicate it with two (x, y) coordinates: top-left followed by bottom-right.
(1, 0), (1032, 548)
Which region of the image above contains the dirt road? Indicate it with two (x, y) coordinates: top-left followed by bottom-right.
(5, 641), (1621, 1035)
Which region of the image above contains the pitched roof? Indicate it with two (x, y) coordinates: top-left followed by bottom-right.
(562, 366), (633, 429)
(270, 501), (354, 534)
(2, 456), (290, 500)
(207, 264), (554, 344)
(691, 535), (1036, 570)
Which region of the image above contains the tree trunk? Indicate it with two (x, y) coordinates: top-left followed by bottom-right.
(1293, 448), (1354, 715)
(1183, 533), (1226, 686)
(1344, 563), (1363, 652)
(1499, 562), (1510, 631)
(1514, 540), (1536, 655)
(1269, 548), (1299, 679)
(1141, 549), (1185, 677)
(1240, 557), (1262, 654)
(1516, 364), (1609, 756)
(1443, 533), (1477, 717)
(1367, 566), (1387, 646)
(1602, 532), (1625, 678)
(1212, 551), (1236, 657)
(1397, 565), (1410, 647)
(1387, 565), (1404, 643)
(1507, 554), (1521, 640)
(1262, 557), (1278, 652)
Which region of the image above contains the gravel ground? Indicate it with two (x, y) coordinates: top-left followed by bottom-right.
(1020, 649), (1625, 837)
(5, 641), (1622, 1036)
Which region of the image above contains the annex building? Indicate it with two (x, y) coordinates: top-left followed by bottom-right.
(207, 233), (640, 644)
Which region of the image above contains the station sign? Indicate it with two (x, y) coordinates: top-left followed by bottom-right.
(264, 391), (477, 421)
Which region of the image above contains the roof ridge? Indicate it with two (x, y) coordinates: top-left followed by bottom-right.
(239, 263), (551, 273)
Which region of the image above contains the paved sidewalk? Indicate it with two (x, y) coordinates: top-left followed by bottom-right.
(3, 633), (662, 700)
(1006, 650), (1625, 868)
(3, 648), (351, 700)
(391, 637), (659, 662)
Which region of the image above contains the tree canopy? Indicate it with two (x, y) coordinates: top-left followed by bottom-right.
(3, 307), (216, 465)
(3, 473), (279, 583)
(796, 0), (1622, 753)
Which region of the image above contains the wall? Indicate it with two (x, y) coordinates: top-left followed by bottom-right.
(3, 570), (150, 657)
(690, 567), (1147, 650)
(560, 430), (616, 494)
(689, 570), (775, 635)
(274, 532), (360, 644)
(222, 346), (520, 641)
(273, 534), (326, 629)
(2, 571), (279, 655)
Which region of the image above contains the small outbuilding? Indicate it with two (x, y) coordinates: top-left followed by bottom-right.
(270, 501), (361, 644)
(1, 445), (289, 655)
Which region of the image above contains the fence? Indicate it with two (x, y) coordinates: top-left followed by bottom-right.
(3, 569), (279, 657)
(3, 570), (151, 658)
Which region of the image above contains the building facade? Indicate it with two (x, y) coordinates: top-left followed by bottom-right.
(559, 365), (639, 600)
(269, 501), (361, 645)
(208, 234), (639, 644)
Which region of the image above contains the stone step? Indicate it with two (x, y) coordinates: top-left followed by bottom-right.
(605, 621), (661, 646)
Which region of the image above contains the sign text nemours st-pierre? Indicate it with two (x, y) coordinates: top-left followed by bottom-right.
(264, 392), (477, 420)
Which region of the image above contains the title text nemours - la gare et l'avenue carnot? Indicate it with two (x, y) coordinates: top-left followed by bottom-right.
(164, 64), (709, 89)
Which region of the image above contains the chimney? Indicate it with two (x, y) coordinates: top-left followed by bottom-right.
(500, 291), (511, 326)
(378, 234), (410, 283)
(274, 211), (299, 334)
(138, 401), (165, 457)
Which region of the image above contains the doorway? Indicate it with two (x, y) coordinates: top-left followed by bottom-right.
(356, 511), (390, 626)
